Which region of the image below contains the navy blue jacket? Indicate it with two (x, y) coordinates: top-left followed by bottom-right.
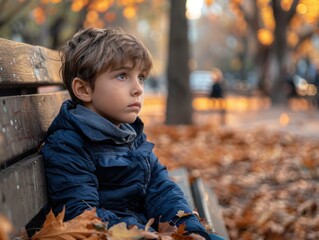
(41, 100), (212, 238)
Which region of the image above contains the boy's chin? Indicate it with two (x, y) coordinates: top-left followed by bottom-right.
(126, 116), (139, 124)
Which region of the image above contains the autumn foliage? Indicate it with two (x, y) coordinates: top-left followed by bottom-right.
(145, 123), (319, 240)
(0, 208), (207, 240)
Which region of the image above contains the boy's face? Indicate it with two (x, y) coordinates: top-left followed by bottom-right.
(84, 61), (146, 127)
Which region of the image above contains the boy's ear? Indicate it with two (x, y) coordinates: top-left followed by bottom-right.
(72, 77), (92, 103)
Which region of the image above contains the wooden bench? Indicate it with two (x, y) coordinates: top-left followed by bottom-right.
(169, 168), (229, 239)
(0, 37), (228, 239)
(0, 38), (69, 236)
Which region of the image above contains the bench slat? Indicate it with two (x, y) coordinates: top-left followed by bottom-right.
(170, 168), (228, 239)
(0, 38), (62, 88)
(0, 154), (47, 230)
(192, 178), (229, 239)
(0, 91), (69, 166)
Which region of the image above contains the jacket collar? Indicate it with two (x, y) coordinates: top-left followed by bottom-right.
(48, 100), (144, 144)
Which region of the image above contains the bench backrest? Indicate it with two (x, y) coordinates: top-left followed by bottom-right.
(0, 38), (69, 230)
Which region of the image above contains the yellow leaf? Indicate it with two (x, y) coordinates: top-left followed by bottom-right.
(176, 210), (192, 218)
(144, 218), (154, 231)
(107, 222), (142, 240)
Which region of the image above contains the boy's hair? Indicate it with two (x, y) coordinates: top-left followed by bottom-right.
(60, 27), (153, 103)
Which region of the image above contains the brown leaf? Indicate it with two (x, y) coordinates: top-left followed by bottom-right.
(158, 222), (177, 234)
(146, 122), (319, 239)
(32, 208), (104, 240)
(171, 233), (194, 240)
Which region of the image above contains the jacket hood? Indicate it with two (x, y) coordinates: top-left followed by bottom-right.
(47, 100), (143, 144)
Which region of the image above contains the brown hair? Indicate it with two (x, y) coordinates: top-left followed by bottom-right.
(60, 27), (153, 103)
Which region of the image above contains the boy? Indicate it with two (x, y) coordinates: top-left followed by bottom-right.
(41, 27), (223, 240)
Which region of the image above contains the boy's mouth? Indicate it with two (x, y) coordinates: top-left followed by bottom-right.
(127, 102), (141, 110)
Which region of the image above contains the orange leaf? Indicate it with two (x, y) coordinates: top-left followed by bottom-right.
(158, 222), (177, 234)
(32, 207), (104, 240)
(172, 224), (205, 240)
(176, 223), (187, 235)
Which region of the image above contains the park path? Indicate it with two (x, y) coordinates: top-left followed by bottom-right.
(194, 106), (319, 139)
(141, 94), (319, 139)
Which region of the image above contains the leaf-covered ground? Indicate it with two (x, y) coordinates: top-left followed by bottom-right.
(145, 123), (319, 240)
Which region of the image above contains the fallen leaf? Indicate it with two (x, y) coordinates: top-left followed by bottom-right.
(158, 222), (178, 238)
(145, 122), (319, 239)
(176, 211), (192, 218)
(107, 222), (142, 240)
(32, 208), (104, 240)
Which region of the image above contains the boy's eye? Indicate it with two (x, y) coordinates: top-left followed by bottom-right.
(138, 75), (146, 84)
(116, 73), (127, 80)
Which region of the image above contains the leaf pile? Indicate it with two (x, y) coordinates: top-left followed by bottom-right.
(145, 123), (319, 240)
(0, 209), (205, 240)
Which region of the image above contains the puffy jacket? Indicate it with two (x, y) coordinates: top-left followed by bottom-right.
(41, 100), (213, 239)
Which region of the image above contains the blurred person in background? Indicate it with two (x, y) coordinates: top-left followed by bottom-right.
(209, 68), (226, 125)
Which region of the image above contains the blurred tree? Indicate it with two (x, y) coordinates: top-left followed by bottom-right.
(229, 0), (319, 104)
(165, 0), (193, 124)
(0, 0), (37, 29)
(0, 0), (151, 49)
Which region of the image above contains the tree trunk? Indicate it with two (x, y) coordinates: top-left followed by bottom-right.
(269, 0), (298, 105)
(165, 0), (192, 125)
(270, 37), (288, 104)
(255, 43), (271, 95)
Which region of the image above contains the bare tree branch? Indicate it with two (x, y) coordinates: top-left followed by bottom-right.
(0, 0), (39, 29)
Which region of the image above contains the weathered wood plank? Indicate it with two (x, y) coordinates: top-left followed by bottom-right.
(0, 38), (62, 88)
(0, 91), (70, 166)
(0, 154), (47, 230)
(192, 178), (229, 239)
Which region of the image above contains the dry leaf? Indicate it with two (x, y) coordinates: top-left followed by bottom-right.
(172, 224), (202, 240)
(107, 222), (142, 240)
(144, 218), (154, 231)
(176, 211), (192, 218)
(145, 123), (319, 239)
(158, 222), (177, 234)
(176, 223), (187, 235)
(32, 208), (104, 240)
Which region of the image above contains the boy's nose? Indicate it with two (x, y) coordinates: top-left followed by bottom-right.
(132, 79), (143, 96)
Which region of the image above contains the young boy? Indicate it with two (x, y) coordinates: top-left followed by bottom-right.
(41, 27), (222, 240)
